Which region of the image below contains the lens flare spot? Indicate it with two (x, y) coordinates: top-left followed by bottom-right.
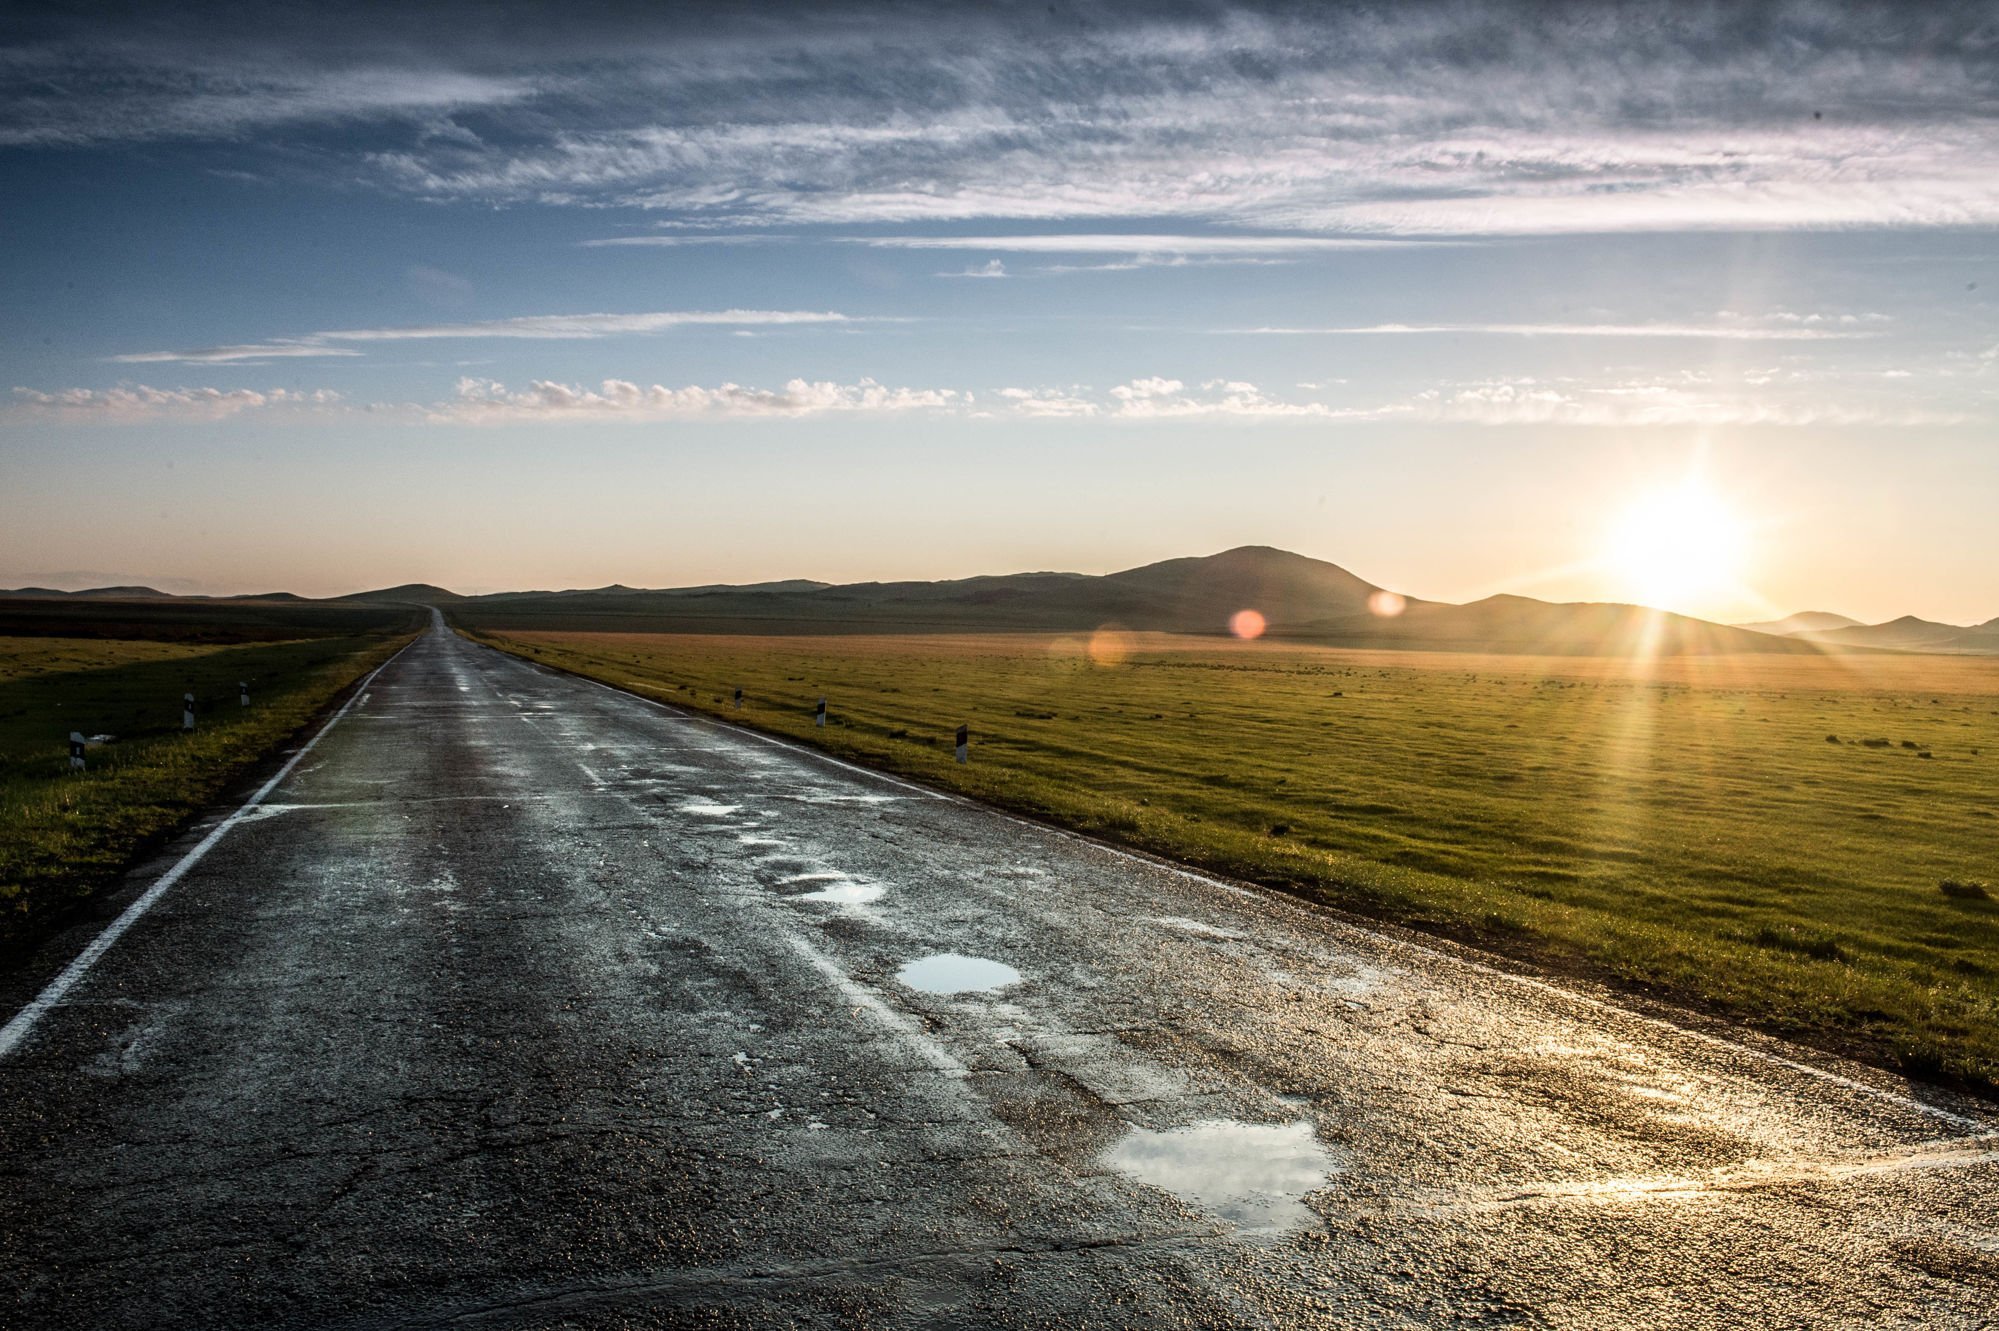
(1229, 609), (1267, 640)
(1088, 625), (1135, 666)
(1367, 591), (1407, 618)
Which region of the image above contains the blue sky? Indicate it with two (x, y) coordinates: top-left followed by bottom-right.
(1, 1), (1994, 620)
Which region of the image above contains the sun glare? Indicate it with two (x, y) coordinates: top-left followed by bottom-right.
(1604, 483), (1749, 615)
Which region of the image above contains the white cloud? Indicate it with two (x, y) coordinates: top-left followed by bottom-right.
(318, 310), (852, 341)
(852, 234), (1420, 254)
(940, 259), (1007, 279)
(8, 385), (341, 422)
(997, 387), (1097, 417)
(1403, 377), (1973, 427)
(13, 7), (1999, 236)
(1099, 377), (1376, 420)
(436, 376), (958, 423)
(110, 344), (365, 364)
(111, 310), (856, 363)
(1228, 321), (1876, 341)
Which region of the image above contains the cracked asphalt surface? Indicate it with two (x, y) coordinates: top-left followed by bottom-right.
(3, 617), (1996, 1328)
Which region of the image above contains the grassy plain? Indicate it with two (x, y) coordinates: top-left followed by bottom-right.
(0, 608), (417, 955)
(474, 626), (1999, 1089)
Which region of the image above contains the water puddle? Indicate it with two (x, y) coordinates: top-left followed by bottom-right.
(792, 791), (904, 805)
(799, 881), (886, 905)
(895, 953), (1021, 995)
(1101, 1119), (1336, 1236)
(678, 800), (741, 817)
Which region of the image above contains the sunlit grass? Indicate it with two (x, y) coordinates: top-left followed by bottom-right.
(475, 627), (1999, 1090)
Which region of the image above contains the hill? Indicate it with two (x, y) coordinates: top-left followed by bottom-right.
(1798, 616), (1999, 655)
(1736, 611), (1862, 636)
(0, 585), (173, 600)
(335, 583), (465, 605)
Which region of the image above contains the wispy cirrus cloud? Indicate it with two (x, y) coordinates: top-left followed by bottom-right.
(111, 309), (858, 363)
(846, 234), (1423, 254)
(110, 343), (366, 364)
(11, 4), (1997, 236)
(1226, 319), (1879, 342)
(8, 385), (341, 422)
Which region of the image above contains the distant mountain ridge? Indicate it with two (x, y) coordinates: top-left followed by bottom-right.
(1734, 611), (1862, 636)
(11, 549), (1993, 656)
(1734, 607), (1999, 654)
(441, 547), (1833, 656)
(1794, 615), (1999, 655)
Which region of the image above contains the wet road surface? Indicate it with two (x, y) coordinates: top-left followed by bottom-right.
(2, 618), (1996, 1328)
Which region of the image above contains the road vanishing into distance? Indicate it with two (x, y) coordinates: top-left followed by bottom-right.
(2, 616), (1996, 1329)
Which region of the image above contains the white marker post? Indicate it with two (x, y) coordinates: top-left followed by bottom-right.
(815, 698), (827, 727)
(239, 681), (249, 708)
(182, 692), (195, 731)
(69, 732), (86, 772)
(955, 724), (969, 764)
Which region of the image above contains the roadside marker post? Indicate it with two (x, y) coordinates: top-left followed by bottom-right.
(239, 681), (249, 708)
(955, 724), (969, 764)
(69, 732), (85, 772)
(182, 693), (195, 731)
(815, 698), (827, 727)
(733, 687), (743, 709)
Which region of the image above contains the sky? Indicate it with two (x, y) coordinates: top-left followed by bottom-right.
(1, 0), (1995, 623)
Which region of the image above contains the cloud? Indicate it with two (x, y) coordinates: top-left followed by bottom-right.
(939, 259), (1007, 279)
(111, 310), (856, 362)
(852, 234), (1421, 254)
(316, 310), (853, 341)
(1227, 320), (1877, 341)
(1402, 377), (1973, 428)
(579, 234), (799, 248)
(1100, 377), (1376, 420)
(8, 385), (341, 422)
(12, 4), (1998, 235)
(436, 375), (958, 422)
(109, 344), (366, 364)
(997, 387), (1096, 417)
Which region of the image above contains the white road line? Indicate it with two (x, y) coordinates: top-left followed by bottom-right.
(781, 934), (968, 1078)
(0, 636), (420, 1061)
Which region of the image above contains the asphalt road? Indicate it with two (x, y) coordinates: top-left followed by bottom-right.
(3, 616), (1995, 1329)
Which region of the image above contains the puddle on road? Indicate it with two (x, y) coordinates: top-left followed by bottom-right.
(791, 791), (905, 805)
(799, 881), (886, 905)
(678, 800), (741, 817)
(895, 953), (1020, 995)
(1102, 1119), (1337, 1237)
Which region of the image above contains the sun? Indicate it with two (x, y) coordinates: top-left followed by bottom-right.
(1604, 483), (1749, 615)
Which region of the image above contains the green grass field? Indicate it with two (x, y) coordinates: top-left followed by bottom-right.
(472, 626), (1999, 1090)
(0, 616), (416, 956)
